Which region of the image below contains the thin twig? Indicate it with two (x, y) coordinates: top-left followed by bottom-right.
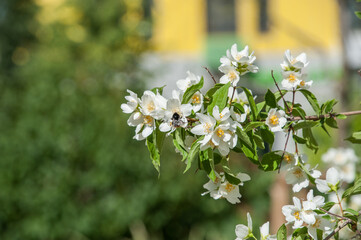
(203, 67), (217, 84)
(291, 89), (296, 114)
(229, 86), (236, 104)
(336, 192), (344, 217)
(278, 128), (292, 173)
(324, 219), (353, 240)
(271, 70), (291, 113)
(287, 110), (361, 121)
(320, 208), (349, 221)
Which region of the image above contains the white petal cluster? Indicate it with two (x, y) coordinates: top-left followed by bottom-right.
(219, 44), (259, 87)
(176, 71), (201, 92)
(282, 192), (333, 238)
(322, 147), (358, 183)
(235, 213), (276, 240)
(265, 108), (287, 132)
(315, 167), (342, 193)
(159, 98), (192, 134)
(203, 172), (250, 204)
(285, 163), (321, 193)
(191, 106), (238, 156)
(280, 50), (313, 90)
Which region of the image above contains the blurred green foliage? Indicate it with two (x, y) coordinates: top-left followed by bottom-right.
(0, 0), (273, 239)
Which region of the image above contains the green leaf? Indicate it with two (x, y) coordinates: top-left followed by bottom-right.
(293, 135), (307, 144)
(244, 122), (265, 132)
(276, 224), (287, 240)
(325, 117), (338, 129)
(172, 129), (188, 161)
(256, 101), (266, 116)
(345, 208), (359, 216)
(146, 131), (161, 173)
(205, 83), (224, 98)
(299, 89), (321, 115)
(253, 131), (265, 149)
(342, 176), (361, 199)
(345, 131), (361, 144)
(274, 90), (288, 101)
(236, 128), (259, 165)
(265, 89), (277, 108)
(207, 82), (231, 114)
(260, 126), (274, 145)
(260, 151), (282, 171)
(222, 165), (241, 185)
(241, 87), (258, 120)
(322, 202), (335, 211)
(324, 99), (338, 113)
(355, 11), (361, 19)
(232, 102), (245, 114)
(302, 127), (319, 153)
(336, 114), (347, 119)
(293, 120), (320, 131)
(184, 136), (203, 173)
(292, 105), (306, 119)
(150, 85), (166, 95)
(198, 149), (217, 181)
(182, 77), (204, 104)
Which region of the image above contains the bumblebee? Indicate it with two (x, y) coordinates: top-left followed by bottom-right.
(171, 112), (184, 128)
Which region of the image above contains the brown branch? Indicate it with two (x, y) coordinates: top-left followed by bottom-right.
(271, 70), (291, 113)
(287, 110), (361, 121)
(320, 208), (349, 221)
(229, 86), (236, 104)
(324, 218), (353, 240)
(203, 67), (217, 84)
(278, 128), (292, 173)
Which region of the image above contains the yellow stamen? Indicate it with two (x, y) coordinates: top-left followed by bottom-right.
(147, 102), (155, 112)
(204, 123), (212, 134)
(269, 115), (279, 125)
(288, 74), (296, 83)
(293, 211), (300, 220)
(192, 95), (200, 104)
(228, 71), (237, 81)
(216, 128), (224, 138)
(225, 183), (235, 193)
(293, 168), (303, 178)
(284, 154), (292, 163)
(300, 80), (305, 87)
(311, 218), (321, 228)
(144, 115), (153, 126)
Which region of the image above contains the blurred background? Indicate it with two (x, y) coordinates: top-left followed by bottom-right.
(0, 0), (360, 239)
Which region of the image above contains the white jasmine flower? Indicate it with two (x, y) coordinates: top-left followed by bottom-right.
(280, 152), (298, 171)
(159, 98), (192, 134)
(203, 172), (250, 204)
(127, 112), (156, 141)
(282, 197), (316, 229)
(281, 71), (302, 90)
(322, 147), (358, 165)
(139, 90), (166, 119)
(315, 167), (341, 193)
(260, 222), (276, 240)
(307, 215), (334, 240)
(230, 107), (247, 127)
(121, 89), (139, 114)
(281, 49), (308, 72)
(285, 164), (321, 193)
(298, 79), (313, 89)
(265, 108), (287, 132)
(176, 71), (201, 92)
(202, 172), (223, 199)
(189, 91), (203, 113)
(227, 44), (259, 75)
(219, 64), (240, 86)
(235, 212), (253, 240)
(304, 190), (325, 209)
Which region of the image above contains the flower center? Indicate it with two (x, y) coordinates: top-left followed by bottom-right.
(204, 123), (212, 134)
(235, 54), (242, 61)
(144, 115), (153, 126)
(216, 128), (225, 138)
(288, 74), (296, 83)
(300, 80), (305, 87)
(192, 95), (200, 104)
(228, 71), (237, 81)
(225, 183), (235, 193)
(269, 115), (279, 125)
(293, 168), (303, 178)
(293, 211), (300, 220)
(147, 102), (155, 112)
(284, 154), (292, 163)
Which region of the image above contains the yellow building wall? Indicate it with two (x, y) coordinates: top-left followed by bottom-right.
(236, 0), (340, 52)
(152, 0), (206, 53)
(152, 0), (341, 53)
